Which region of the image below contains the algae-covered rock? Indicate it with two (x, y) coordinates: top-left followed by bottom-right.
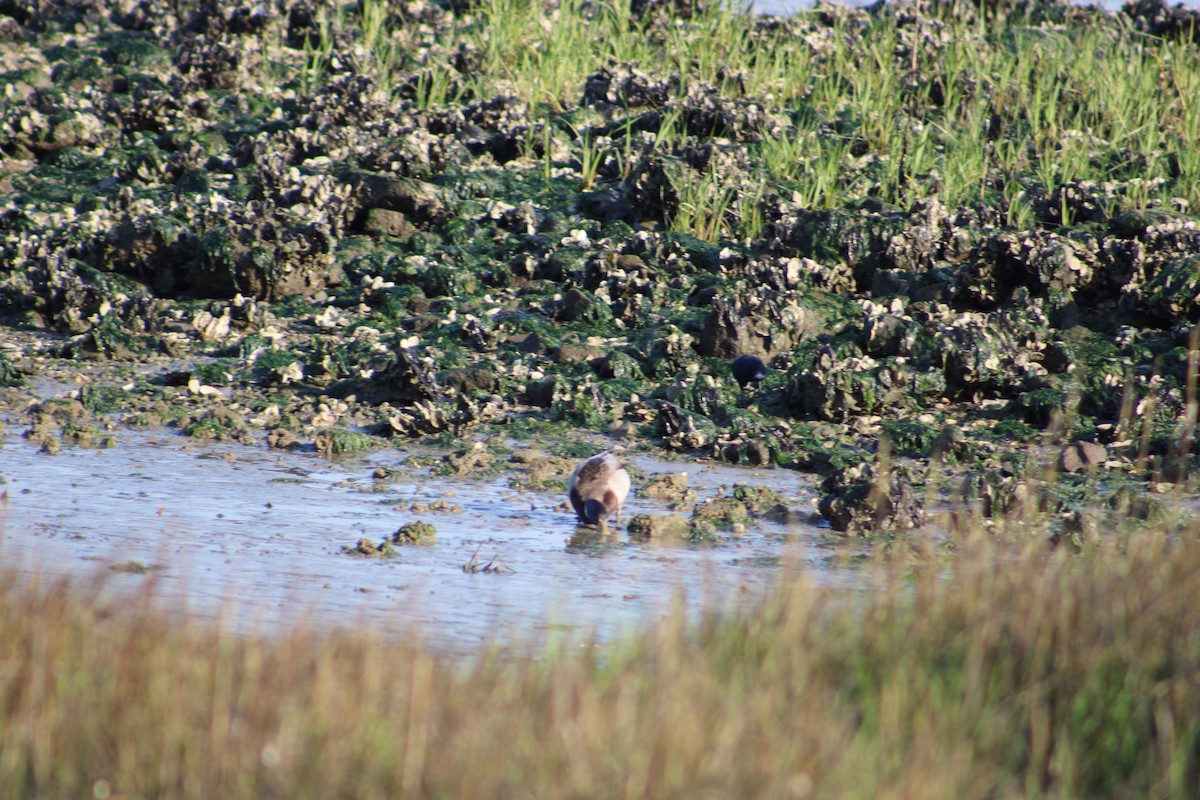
(640, 472), (697, 506)
(366, 347), (443, 405)
(1135, 255), (1200, 324)
(698, 292), (819, 361)
(731, 484), (786, 514)
(343, 521), (436, 556)
(0, 353), (27, 387)
(315, 428), (372, 456)
(509, 449), (573, 490)
(789, 348), (911, 421)
(342, 537), (397, 557)
(627, 513), (691, 539)
(442, 366), (498, 396)
(390, 521), (437, 545)
(180, 407), (246, 441)
(627, 513), (717, 543)
(880, 419), (940, 458)
(445, 442), (493, 475)
(656, 401), (718, 450)
(720, 438), (774, 466)
(818, 461), (924, 534)
(765, 207), (911, 289)
(937, 306), (1049, 397)
(691, 496), (751, 528)
(633, 324), (699, 379)
(348, 172), (448, 230)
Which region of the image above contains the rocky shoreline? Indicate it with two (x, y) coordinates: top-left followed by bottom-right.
(3, 0), (1200, 536)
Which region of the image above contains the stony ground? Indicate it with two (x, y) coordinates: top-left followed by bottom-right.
(3, 0), (1200, 537)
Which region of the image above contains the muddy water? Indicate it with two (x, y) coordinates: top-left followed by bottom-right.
(0, 430), (867, 654)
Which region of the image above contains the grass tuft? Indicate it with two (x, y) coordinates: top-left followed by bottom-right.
(4, 522), (1200, 798)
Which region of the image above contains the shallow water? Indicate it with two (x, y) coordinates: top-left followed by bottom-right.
(0, 429), (867, 653)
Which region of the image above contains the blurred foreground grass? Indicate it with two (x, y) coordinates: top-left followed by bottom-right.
(3, 524), (1199, 798)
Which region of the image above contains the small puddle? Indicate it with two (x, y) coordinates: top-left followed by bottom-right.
(0, 430), (868, 654)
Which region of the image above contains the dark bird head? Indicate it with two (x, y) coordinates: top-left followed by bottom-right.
(731, 354), (766, 389)
(581, 498), (607, 525)
(582, 498), (609, 530)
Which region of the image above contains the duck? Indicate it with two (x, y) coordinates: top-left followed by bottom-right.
(567, 451), (631, 532)
(731, 354), (766, 390)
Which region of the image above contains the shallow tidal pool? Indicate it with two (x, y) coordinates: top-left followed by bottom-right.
(0, 430), (866, 654)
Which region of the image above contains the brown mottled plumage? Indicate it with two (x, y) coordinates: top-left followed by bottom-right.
(567, 451), (631, 532)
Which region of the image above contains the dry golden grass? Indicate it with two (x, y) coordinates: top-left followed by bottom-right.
(3, 523), (1200, 799)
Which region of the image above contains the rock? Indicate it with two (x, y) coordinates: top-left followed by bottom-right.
(552, 289), (612, 324)
(1042, 341), (1073, 374)
(591, 351), (644, 380)
(627, 513), (692, 540)
(731, 484), (786, 513)
(789, 348), (914, 422)
(442, 366), (498, 395)
(582, 61), (675, 108)
(367, 347), (442, 404)
(266, 428), (298, 449)
(691, 496), (751, 527)
(555, 343), (606, 365)
(364, 208), (416, 238)
(348, 172), (447, 228)
(342, 538), (395, 557)
(699, 293), (819, 360)
(863, 315), (910, 357)
(445, 442), (492, 474)
(929, 425), (969, 464)
(818, 461), (924, 533)
(314, 429), (372, 456)
(1059, 441), (1108, 473)
(640, 473), (697, 506)
(617, 157), (678, 227)
(656, 401), (717, 450)
(387, 400), (453, 436)
(509, 449), (546, 465)
(509, 332), (546, 354)
(524, 379), (558, 408)
(743, 440), (772, 465)
(389, 521), (436, 545)
(1135, 255), (1200, 323)
(509, 450), (573, 489)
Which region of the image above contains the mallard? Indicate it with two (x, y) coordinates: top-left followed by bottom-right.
(567, 451), (631, 532)
(732, 354), (766, 390)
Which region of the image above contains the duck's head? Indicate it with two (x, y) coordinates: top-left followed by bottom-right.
(582, 498), (608, 527)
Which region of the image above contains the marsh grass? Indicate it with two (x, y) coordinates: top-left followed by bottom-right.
(290, 1), (1199, 240)
(4, 513), (1200, 799)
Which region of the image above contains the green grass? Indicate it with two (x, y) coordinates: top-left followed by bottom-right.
(255, 0), (1200, 241)
(3, 520), (1200, 798)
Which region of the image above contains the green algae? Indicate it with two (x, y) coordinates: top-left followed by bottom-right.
(181, 409), (246, 441)
(691, 496), (752, 528)
(391, 521), (437, 545)
(316, 429), (373, 456)
(731, 485), (787, 514)
(0, 354), (25, 388)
